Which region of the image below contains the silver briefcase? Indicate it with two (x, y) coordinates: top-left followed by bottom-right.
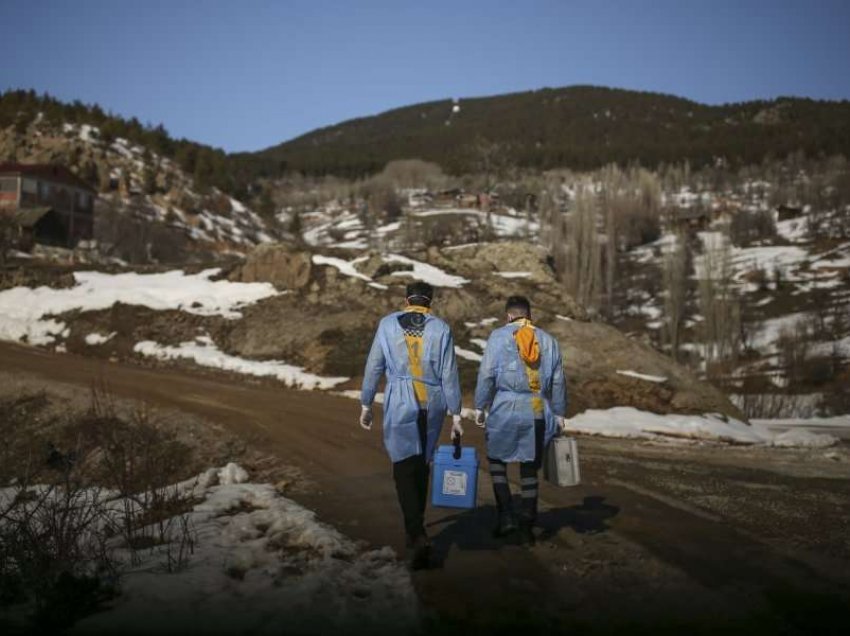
(544, 435), (581, 487)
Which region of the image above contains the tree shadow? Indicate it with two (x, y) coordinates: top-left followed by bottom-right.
(425, 495), (619, 568)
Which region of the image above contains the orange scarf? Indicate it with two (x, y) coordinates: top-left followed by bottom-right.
(513, 318), (540, 366)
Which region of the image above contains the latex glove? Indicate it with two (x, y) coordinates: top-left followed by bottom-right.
(557, 416), (568, 435)
(359, 405), (373, 431)
(474, 409), (486, 429)
(451, 415), (464, 440)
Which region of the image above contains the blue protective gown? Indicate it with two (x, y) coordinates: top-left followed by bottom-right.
(361, 310), (462, 463)
(474, 322), (568, 462)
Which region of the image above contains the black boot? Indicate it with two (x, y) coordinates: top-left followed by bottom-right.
(493, 511), (518, 538)
(410, 534), (431, 570)
(517, 518), (536, 546)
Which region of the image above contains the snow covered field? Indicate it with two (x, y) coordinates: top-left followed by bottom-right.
(565, 407), (839, 447)
(0, 269), (278, 345)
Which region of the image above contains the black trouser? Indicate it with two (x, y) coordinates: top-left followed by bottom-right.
(392, 409), (430, 543)
(488, 418), (545, 524)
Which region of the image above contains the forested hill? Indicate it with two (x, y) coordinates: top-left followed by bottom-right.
(237, 85), (850, 178)
(4, 86), (850, 186)
(0, 90), (237, 195)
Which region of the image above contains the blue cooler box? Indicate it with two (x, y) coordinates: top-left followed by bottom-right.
(431, 442), (478, 509)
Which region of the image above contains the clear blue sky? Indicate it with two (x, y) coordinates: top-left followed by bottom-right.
(2, 0), (849, 152)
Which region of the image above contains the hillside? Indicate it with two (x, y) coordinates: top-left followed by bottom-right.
(0, 109), (275, 264)
(0, 90), (237, 195)
(239, 85), (850, 178)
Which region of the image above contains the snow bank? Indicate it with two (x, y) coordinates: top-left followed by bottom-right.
(134, 336), (348, 390)
(565, 407), (838, 447)
(72, 465), (418, 635)
(0, 269), (278, 346)
(770, 429), (838, 448)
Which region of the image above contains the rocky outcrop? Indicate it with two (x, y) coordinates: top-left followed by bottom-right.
(228, 243), (311, 291)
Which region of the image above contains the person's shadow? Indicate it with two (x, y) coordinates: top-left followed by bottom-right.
(425, 495), (619, 568)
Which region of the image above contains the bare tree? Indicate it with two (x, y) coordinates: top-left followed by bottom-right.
(599, 165), (627, 317)
(662, 231), (689, 361)
(697, 236), (741, 379)
(565, 185), (602, 311)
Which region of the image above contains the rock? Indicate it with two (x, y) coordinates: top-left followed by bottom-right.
(229, 243), (311, 291)
(433, 242), (587, 320)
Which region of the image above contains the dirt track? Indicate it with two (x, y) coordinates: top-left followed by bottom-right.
(2, 341), (849, 633)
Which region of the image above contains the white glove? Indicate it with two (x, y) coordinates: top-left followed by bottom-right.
(474, 409), (486, 428)
(557, 416), (568, 435)
(359, 405), (373, 431)
(451, 415), (464, 440)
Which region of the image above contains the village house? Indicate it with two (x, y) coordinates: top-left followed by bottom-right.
(0, 163), (96, 250)
(431, 188), (500, 211)
(672, 206), (712, 231)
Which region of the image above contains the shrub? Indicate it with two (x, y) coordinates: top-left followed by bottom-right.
(0, 387), (199, 630)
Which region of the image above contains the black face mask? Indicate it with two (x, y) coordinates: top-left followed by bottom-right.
(406, 295), (432, 307)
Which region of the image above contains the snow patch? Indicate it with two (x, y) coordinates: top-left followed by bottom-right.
(616, 370), (667, 383)
(496, 271), (533, 279)
(312, 255), (373, 283)
(455, 346), (483, 362)
(134, 336), (348, 390)
(384, 254), (469, 288)
(335, 389), (384, 404)
(85, 332), (117, 346)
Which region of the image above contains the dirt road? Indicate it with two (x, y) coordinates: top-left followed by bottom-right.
(2, 341), (849, 633)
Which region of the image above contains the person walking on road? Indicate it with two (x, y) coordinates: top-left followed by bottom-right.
(360, 281), (464, 569)
(474, 295), (568, 545)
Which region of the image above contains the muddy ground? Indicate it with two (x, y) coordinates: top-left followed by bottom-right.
(1, 342), (849, 634)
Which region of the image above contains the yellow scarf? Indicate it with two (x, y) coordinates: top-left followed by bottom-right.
(513, 318), (543, 415)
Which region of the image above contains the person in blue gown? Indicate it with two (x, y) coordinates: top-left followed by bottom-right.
(474, 295), (568, 544)
(360, 281), (463, 568)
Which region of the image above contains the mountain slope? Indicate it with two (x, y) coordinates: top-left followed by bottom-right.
(1, 114), (275, 263)
(239, 85), (850, 178)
